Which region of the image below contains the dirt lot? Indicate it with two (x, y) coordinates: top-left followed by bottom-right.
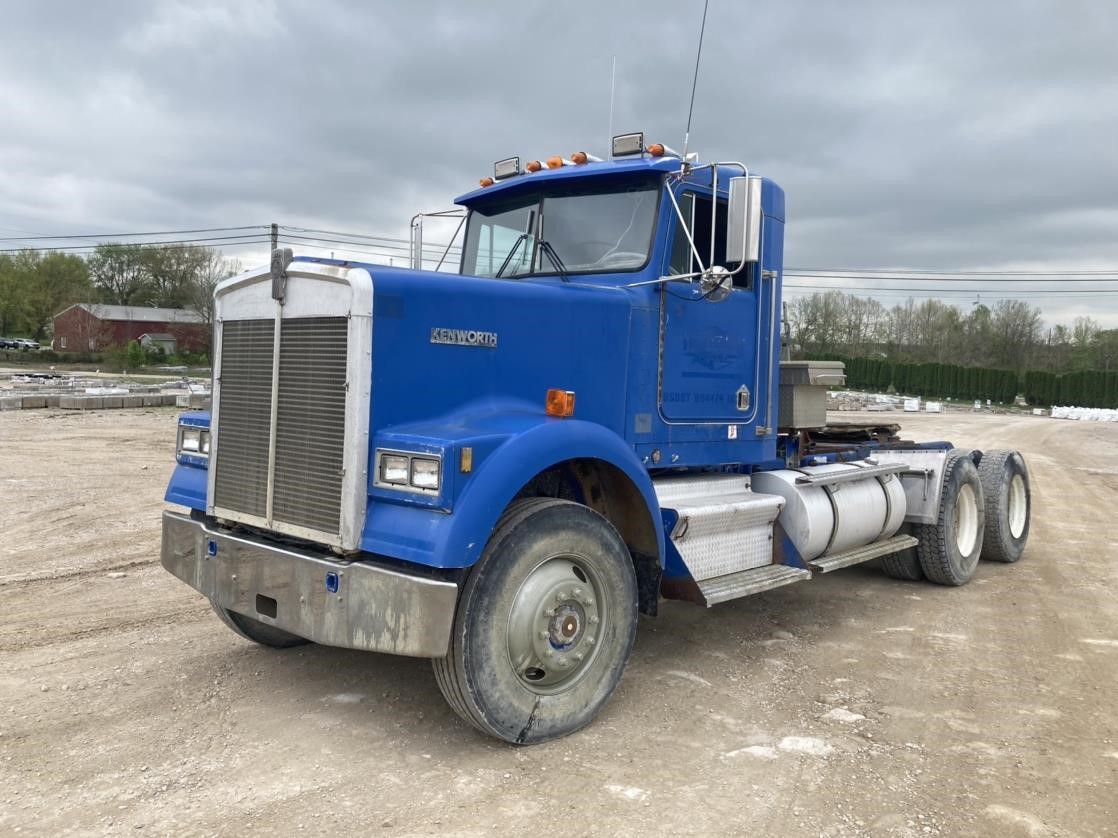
(1, 407), (1116, 837)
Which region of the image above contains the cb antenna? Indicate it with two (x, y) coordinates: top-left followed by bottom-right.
(681, 0), (710, 163)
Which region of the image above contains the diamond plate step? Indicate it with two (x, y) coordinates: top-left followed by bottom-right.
(654, 475), (785, 582)
(809, 534), (919, 573)
(698, 564), (812, 606)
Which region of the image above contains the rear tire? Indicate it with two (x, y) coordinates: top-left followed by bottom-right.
(433, 498), (638, 744)
(210, 600), (309, 648)
(880, 525), (924, 581)
(915, 454), (985, 586)
(977, 450), (1030, 563)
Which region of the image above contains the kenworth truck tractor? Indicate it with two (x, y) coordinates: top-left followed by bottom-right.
(161, 133), (1031, 744)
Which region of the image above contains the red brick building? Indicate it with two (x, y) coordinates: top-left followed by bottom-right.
(52, 304), (209, 353)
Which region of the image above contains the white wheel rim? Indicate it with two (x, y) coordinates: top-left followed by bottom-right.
(955, 483), (979, 556)
(1007, 473), (1027, 539)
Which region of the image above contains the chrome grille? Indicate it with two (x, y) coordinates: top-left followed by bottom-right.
(273, 317), (349, 533)
(213, 319), (275, 518)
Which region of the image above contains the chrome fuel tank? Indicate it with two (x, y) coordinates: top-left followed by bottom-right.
(751, 463), (906, 561)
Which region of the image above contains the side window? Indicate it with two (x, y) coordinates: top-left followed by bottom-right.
(472, 221), (532, 276)
(668, 192), (749, 288)
(468, 204), (536, 277)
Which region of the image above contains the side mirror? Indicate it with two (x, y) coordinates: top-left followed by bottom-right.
(726, 176), (762, 264)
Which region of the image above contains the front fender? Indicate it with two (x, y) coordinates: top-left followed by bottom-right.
(359, 417), (664, 570)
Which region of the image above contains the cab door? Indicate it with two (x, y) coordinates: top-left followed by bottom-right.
(658, 191), (767, 428)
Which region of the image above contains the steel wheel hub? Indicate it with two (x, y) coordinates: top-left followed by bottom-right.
(506, 556), (605, 694)
(1008, 473), (1027, 538)
(955, 483), (979, 556)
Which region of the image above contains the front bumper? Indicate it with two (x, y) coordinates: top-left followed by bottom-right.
(161, 510), (458, 657)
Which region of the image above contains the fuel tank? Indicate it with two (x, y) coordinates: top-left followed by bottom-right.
(751, 463), (906, 561)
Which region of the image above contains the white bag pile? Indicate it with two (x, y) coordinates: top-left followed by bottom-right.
(1050, 406), (1118, 422)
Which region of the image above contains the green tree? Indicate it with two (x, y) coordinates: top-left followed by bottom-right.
(0, 250), (93, 340)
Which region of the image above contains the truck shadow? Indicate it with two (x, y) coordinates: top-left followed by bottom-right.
(217, 561), (929, 745)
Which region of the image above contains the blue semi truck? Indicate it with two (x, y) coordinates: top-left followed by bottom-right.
(161, 134), (1031, 743)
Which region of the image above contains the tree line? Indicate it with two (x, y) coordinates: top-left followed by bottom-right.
(787, 290), (1118, 375)
(0, 244), (239, 342)
(817, 354), (1118, 409)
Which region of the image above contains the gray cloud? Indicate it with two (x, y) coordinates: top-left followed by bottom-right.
(2, 0), (1116, 325)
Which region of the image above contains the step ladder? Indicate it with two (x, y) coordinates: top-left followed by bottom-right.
(654, 475), (809, 606)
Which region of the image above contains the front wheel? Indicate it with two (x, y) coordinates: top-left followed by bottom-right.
(210, 600), (309, 648)
(433, 498), (638, 744)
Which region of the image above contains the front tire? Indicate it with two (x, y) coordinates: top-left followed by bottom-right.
(433, 498), (638, 744)
(915, 454), (985, 586)
(210, 600), (309, 648)
(977, 450), (1030, 563)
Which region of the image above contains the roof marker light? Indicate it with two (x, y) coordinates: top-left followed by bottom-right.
(546, 155), (566, 169)
(526, 160), (543, 173)
(479, 176), (495, 187)
(571, 151), (602, 165)
(646, 143), (666, 157)
(494, 157), (520, 180)
(611, 131), (644, 157)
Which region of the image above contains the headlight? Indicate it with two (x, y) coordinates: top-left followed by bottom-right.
(379, 454), (410, 485)
(375, 450), (442, 494)
(410, 457), (440, 490)
(177, 424), (211, 462)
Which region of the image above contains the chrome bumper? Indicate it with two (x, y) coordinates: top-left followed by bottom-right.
(160, 510), (458, 657)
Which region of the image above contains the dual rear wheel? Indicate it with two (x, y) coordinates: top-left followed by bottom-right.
(880, 449), (1030, 585)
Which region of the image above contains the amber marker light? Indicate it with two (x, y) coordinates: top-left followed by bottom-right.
(571, 151), (589, 164)
(646, 143), (665, 157)
(546, 389), (576, 417)
(526, 160), (543, 172)
(479, 176), (495, 187)
(546, 155), (564, 169)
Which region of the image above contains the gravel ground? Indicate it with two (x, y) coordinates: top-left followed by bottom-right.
(1, 407), (1116, 837)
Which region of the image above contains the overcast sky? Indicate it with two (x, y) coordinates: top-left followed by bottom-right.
(2, 1), (1117, 326)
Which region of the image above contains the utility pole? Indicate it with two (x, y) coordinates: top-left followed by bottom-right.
(270, 223), (278, 252)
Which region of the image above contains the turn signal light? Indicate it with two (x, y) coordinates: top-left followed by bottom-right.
(546, 155), (564, 169)
(479, 176), (495, 187)
(647, 143), (665, 157)
(526, 159), (543, 172)
(546, 389), (576, 417)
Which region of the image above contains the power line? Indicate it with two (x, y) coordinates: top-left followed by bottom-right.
(279, 233), (459, 258)
(787, 266), (1118, 276)
(786, 272), (1118, 283)
(0, 225), (268, 243)
(0, 235), (272, 254)
(785, 284), (1118, 295)
(279, 225), (463, 250)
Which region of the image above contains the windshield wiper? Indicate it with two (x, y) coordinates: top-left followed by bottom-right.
(495, 233), (531, 278)
(537, 239), (570, 282)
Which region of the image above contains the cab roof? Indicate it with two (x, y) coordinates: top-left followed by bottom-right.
(454, 155), (684, 206)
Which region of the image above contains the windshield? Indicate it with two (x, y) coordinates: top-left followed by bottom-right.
(461, 175), (660, 278)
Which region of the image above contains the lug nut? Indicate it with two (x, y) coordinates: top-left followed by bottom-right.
(590, 615), (600, 625)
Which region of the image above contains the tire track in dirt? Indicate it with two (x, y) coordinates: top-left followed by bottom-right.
(0, 557), (160, 587)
